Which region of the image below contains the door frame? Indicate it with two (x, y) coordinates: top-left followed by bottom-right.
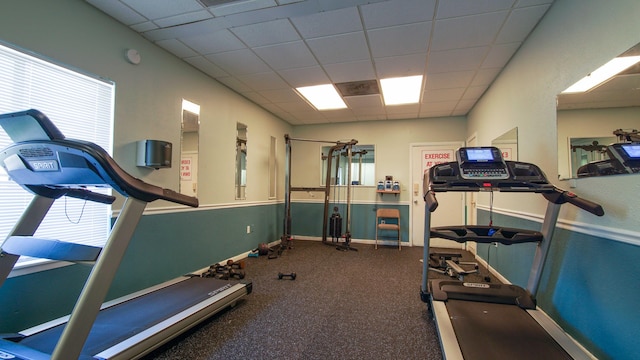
(409, 141), (465, 247)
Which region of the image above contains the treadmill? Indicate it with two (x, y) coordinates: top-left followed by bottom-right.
(0, 109), (252, 360)
(420, 146), (604, 360)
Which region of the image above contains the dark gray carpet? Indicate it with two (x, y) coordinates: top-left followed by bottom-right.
(145, 240), (489, 360)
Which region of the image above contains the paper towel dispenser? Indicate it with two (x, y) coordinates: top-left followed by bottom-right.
(137, 140), (172, 169)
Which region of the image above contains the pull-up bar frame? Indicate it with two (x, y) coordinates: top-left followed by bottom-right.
(281, 134), (358, 253)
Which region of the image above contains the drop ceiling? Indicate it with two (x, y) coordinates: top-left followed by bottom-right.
(87, 0), (555, 125)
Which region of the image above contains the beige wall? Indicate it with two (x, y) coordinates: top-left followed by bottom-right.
(291, 117), (467, 203)
(467, 0), (640, 232)
(0, 0), (292, 209)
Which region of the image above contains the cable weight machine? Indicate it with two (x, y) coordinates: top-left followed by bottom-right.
(279, 135), (358, 256)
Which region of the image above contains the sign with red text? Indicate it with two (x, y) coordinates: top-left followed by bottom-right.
(500, 147), (513, 160)
(180, 157), (192, 180)
(422, 149), (455, 174)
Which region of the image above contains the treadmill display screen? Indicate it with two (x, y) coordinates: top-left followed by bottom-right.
(621, 144), (640, 159)
(465, 148), (495, 162)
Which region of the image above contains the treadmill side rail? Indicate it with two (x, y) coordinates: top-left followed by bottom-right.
(431, 301), (464, 360)
(95, 282), (251, 360)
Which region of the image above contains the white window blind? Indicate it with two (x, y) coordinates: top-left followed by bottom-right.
(0, 42), (115, 268)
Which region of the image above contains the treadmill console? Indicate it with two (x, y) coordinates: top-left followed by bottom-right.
(456, 147), (509, 180)
(577, 142), (640, 177)
(611, 142), (640, 173)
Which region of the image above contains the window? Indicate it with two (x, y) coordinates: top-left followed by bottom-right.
(321, 145), (375, 186)
(0, 41), (115, 269)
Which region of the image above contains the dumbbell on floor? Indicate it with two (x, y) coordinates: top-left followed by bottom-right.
(277, 272), (296, 280)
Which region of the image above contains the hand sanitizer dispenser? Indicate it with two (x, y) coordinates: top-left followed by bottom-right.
(137, 140), (172, 169)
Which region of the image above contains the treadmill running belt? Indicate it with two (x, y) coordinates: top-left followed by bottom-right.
(446, 300), (572, 360)
(18, 277), (239, 359)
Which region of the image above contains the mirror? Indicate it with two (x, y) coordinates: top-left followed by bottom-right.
(321, 144), (375, 186)
(557, 42), (640, 179)
(180, 100), (199, 197)
(236, 122), (247, 199)
(491, 127), (518, 161)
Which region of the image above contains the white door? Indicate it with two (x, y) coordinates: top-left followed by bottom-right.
(411, 142), (465, 249)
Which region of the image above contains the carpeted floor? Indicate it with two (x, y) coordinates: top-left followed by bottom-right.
(144, 240), (490, 360)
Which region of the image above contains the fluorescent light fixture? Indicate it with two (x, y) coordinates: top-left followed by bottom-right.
(380, 75), (423, 105)
(296, 84), (347, 110)
(562, 55), (640, 93)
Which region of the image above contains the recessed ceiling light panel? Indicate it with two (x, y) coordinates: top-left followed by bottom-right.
(380, 75), (423, 105)
(296, 84), (348, 110)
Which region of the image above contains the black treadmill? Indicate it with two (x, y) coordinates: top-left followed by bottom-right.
(420, 146), (604, 360)
(0, 109), (252, 360)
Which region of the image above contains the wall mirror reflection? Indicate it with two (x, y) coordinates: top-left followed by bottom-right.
(236, 122), (247, 199)
(557, 42), (640, 179)
(321, 144), (375, 186)
(180, 99), (199, 197)
(491, 127), (518, 161)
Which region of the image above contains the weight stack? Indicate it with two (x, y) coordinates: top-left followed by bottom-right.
(329, 213), (342, 238)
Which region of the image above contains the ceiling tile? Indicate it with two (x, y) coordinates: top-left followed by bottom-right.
(423, 88), (466, 102)
(87, 0), (147, 25)
(121, 0), (204, 20)
(156, 39), (199, 58)
(131, 21), (159, 32)
(240, 91), (271, 105)
(515, 0), (554, 7)
(278, 66), (331, 87)
(237, 71), (289, 91)
(290, 6), (362, 38)
(426, 71), (475, 90)
(374, 53), (427, 78)
(206, 49), (271, 75)
(179, 29), (246, 54)
(153, 10), (212, 28)
(386, 103), (419, 114)
(230, 18), (300, 47)
(87, 0), (557, 125)
(367, 22), (431, 58)
(344, 94), (384, 110)
(461, 85), (489, 100)
(360, 0), (436, 29)
(482, 42), (521, 68)
(184, 56), (229, 77)
(324, 60), (376, 83)
(431, 11), (508, 51)
(471, 68), (502, 86)
(215, 76), (253, 93)
(208, 0), (277, 16)
(306, 32), (370, 64)
(427, 47), (488, 73)
(436, 0), (515, 19)
(253, 41), (318, 70)
(259, 88), (301, 103)
(496, 5), (550, 44)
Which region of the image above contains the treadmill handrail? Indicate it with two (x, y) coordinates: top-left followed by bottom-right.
(0, 110), (198, 207)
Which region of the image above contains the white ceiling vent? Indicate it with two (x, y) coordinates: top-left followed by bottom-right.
(335, 80), (380, 97)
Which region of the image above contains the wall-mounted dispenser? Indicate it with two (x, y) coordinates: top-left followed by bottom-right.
(137, 140), (172, 169)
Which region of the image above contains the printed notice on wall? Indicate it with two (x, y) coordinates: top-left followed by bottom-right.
(181, 157), (192, 180)
(422, 149), (455, 174)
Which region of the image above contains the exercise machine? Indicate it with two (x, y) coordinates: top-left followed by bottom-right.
(0, 109), (252, 360)
(577, 141), (640, 177)
(420, 146), (604, 360)
(281, 135), (358, 254)
(428, 251), (478, 281)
